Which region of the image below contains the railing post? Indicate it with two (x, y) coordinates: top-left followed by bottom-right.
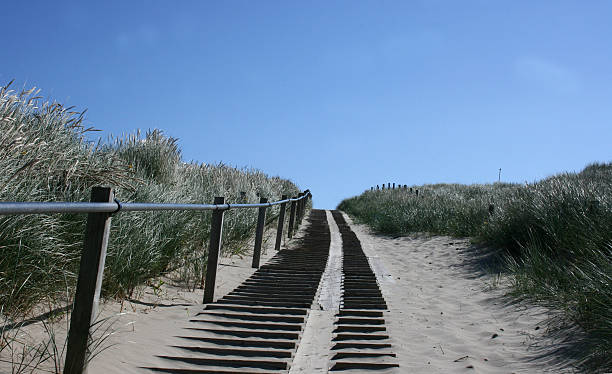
(301, 191), (310, 222)
(274, 195), (287, 251)
(299, 192), (306, 224)
(64, 187), (114, 374)
(296, 192), (304, 225)
(393, 183), (395, 189)
(203, 196), (225, 304)
(288, 197), (297, 239)
(252, 197), (268, 268)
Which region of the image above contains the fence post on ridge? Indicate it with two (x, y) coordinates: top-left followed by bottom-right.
(288, 197), (297, 239)
(64, 186), (114, 374)
(203, 196), (225, 304)
(274, 195), (288, 251)
(252, 197), (268, 268)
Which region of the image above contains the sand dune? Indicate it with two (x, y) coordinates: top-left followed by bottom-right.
(1, 210), (577, 373)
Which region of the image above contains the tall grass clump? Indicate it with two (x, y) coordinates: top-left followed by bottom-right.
(339, 164), (611, 372)
(0, 81), (301, 324)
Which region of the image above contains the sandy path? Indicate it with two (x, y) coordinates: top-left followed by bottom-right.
(342, 212), (575, 373)
(290, 210), (343, 373)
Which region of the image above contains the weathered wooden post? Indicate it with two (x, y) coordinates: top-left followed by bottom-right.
(288, 197), (297, 239)
(388, 183), (391, 189)
(301, 194), (306, 219)
(252, 197), (268, 268)
(301, 191), (310, 221)
(274, 195), (288, 251)
(392, 183), (395, 189)
(64, 187), (114, 374)
(294, 192), (306, 231)
(416, 189), (419, 197)
(203, 196), (226, 304)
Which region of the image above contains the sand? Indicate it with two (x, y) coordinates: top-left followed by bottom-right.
(1, 210), (578, 373)
(342, 212), (576, 373)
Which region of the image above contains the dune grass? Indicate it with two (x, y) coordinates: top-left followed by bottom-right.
(0, 81), (302, 324)
(338, 164), (611, 372)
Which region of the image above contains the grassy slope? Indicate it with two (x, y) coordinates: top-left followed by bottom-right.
(0, 83), (302, 319)
(338, 164), (611, 373)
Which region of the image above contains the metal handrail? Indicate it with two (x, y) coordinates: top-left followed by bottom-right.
(0, 193), (311, 215)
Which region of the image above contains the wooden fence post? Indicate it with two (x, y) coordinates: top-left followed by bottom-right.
(274, 195), (288, 251)
(288, 197), (297, 239)
(297, 192), (304, 225)
(300, 192), (307, 223)
(393, 183), (395, 189)
(203, 196), (225, 304)
(252, 197), (268, 268)
(64, 187), (114, 374)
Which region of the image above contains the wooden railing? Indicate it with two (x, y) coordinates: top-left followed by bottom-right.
(0, 188), (312, 373)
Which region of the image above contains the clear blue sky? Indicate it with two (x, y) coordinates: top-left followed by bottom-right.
(2, 1), (611, 209)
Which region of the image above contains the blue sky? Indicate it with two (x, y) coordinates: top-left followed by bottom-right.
(2, 1), (611, 209)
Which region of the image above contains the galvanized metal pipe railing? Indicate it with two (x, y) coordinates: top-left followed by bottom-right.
(0, 195), (310, 215)
(0, 188), (311, 374)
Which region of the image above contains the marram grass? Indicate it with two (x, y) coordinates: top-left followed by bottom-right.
(0, 82), (302, 319)
(338, 164), (612, 373)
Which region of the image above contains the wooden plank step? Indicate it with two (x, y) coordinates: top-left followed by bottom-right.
(145, 368), (279, 374)
(338, 310), (384, 318)
(333, 325), (387, 333)
(204, 304), (307, 315)
(188, 319), (303, 331)
(172, 345), (293, 358)
(177, 336), (295, 349)
(331, 351), (396, 360)
(195, 311), (304, 324)
(336, 317), (385, 325)
(185, 328), (300, 340)
(330, 361), (399, 371)
(155, 355), (288, 370)
(333, 333), (390, 341)
(331, 342), (392, 350)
